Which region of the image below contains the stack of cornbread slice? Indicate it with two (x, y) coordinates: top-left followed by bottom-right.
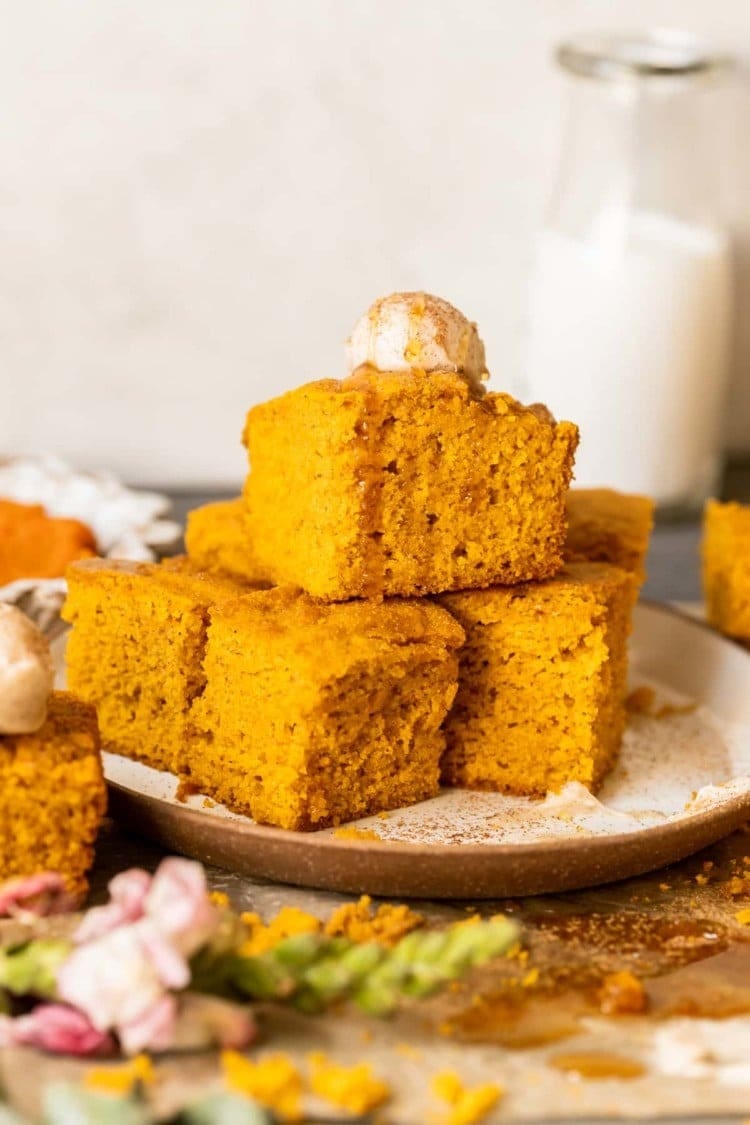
(64, 293), (654, 831)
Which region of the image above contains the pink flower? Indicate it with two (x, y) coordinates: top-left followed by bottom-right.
(57, 921), (189, 1035)
(118, 994), (177, 1056)
(41, 856), (230, 1056)
(143, 858), (218, 958)
(0, 1004), (114, 1056)
(0, 873), (73, 921)
(74, 868), (151, 942)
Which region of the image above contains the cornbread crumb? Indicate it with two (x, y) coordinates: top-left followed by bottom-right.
(565, 488), (654, 587)
(431, 1071), (503, 1125)
(395, 1042), (422, 1060)
(0, 691), (106, 899)
(432, 1072), (464, 1103)
(222, 1051), (302, 1122)
(440, 563), (635, 795)
(333, 826), (381, 841)
(240, 906), (322, 956)
(627, 686), (697, 720)
(735, 908), (750, 925)
(308, 1052), (390, 1114)
(597, 971), (647, 1015)
(626, 686), (656, 715)
(244, 371), (578, 600)
(325, 896), (424, 947)
(85, 1054), (156, 1095)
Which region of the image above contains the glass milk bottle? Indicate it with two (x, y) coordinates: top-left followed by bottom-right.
(525, 32), (734, 510)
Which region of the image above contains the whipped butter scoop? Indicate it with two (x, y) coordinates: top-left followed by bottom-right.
(0, 604), (54, 734)
(346, 292), (488, 391)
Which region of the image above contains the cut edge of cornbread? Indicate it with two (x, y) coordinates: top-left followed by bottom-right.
(0, 690), (106, 899)
(438, 562), (636, 797)
(188, 586), (465, 829)
(243, 371), (579, 601)
(62, 557), (248, 775)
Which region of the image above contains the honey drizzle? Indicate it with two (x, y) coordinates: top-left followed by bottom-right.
(549, 1052), (645, 1080)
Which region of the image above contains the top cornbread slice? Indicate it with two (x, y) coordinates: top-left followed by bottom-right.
(702, 499), (750, 640)
(190, 587), (465, 830)
(185, 498), (273, 586)
(243, 370), (579, 601)
(63, 556), (249, 775)
(565, 488), (655, 586)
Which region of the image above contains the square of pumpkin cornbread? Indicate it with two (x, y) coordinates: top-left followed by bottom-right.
(703, 500), (750, 640)
(185, 498), (272, 586)
(189, 587), (464, 830)
(63, 557), (248, 775)
(0, 692), (106, 899)
(565, 488), (655, 587)
(439, 562), (636, 796)
(243, 370), (578, 601)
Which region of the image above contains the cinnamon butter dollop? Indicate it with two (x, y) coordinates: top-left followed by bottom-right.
(346, 292), (488, 392)
(0, 604), (54, 734)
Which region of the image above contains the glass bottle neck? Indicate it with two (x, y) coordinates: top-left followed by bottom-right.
(549, 74), (727, 242)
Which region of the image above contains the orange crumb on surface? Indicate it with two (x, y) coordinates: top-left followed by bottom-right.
(240, 906), (323, 956)
(522, 968), (540, 988)
(735, 908), (750, 925)
(209, 891), (230, 907)
(395, 1042), (422, 1060)
(597, 970), (648, 1015)
(333, 826), (381, 841)
(626, 686), (656, 715)
(431, 1071), (503, 1124)
(308, 1052), (390, 1115)
(85, 1054), (156, 1095)
(221, 1051), (302, 1122)
(325, 895), (424, 946)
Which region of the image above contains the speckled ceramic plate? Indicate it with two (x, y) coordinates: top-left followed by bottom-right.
(99, 603), (750, 899)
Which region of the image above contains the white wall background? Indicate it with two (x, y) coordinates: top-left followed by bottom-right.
(1, 0), (748, 486)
